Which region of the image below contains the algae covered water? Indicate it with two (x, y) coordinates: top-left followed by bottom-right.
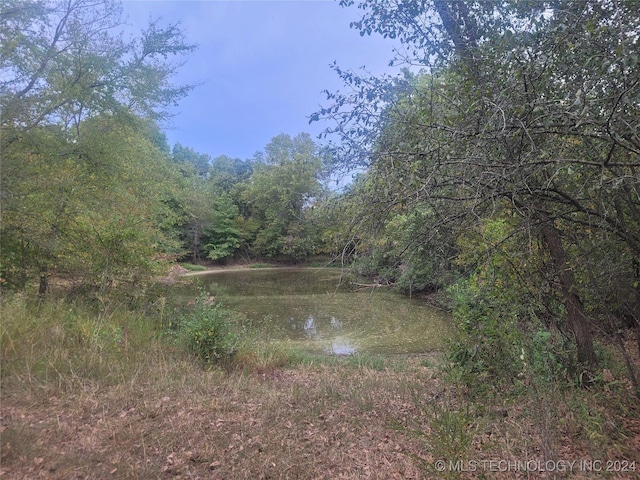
(193, 268), (453, 355)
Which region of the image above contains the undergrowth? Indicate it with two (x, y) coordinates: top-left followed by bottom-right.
(168, 295), (237, 365)
(2, 292), (639, 479)
(0, 294), (161, 397)
(178, 263), (207, 272)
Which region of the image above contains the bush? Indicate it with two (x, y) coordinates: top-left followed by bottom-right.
(173, 297), (236, 364)
(445, 275), (525, 389)
(445, 272), (586, 392)
(393, 257), (447, 294)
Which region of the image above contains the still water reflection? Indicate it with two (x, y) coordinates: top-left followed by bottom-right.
(194, 268), (453, 355)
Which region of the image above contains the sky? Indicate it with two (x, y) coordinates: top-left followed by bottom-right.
(120, 0), (402, 161)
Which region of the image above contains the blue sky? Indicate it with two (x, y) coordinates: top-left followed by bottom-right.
(121, 0), (401, 160)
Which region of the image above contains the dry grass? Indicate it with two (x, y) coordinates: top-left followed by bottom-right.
(2, 358), (436, 478)
(2, 295), (639, 479)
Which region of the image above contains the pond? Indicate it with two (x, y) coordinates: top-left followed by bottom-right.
(190, 268), (453, 356)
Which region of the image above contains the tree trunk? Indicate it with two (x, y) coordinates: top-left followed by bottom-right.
(192, 222), (200, 263)
(433, 0), (479, 76)
(38, 266), (48, 296)
(633, 258), (640, 360)
(540, 222), (598, 368)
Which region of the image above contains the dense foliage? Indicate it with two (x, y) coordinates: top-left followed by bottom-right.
(2, 4), (638, 476)
(1, 0), (338, 302)
(1, 0), (195, 299)
(315, 0), (640, 386)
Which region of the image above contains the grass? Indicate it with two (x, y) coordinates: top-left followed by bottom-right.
(2, 293), (639, 479)
(178, 263), (207, 272)
(248, 262), (276, 269)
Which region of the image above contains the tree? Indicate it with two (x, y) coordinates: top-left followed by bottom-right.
(1, 0), (195, 143)
(241, 133), (326, 260)
(0, 0), (196, 297)
(203, 193), (242, 261)
(172, 175), (217, 263)
(209, 155), (253, 194)
(316, 0), (640, 373)
(172, 142), (211, 178)
(1, 113), (182, 298)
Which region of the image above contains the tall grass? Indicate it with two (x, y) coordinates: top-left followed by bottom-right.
(0, 293), (309, 398)
(1, 294), (174, 399)
(2, 292), (638, 479)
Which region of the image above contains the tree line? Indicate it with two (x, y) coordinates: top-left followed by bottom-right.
(1, 0), (342, 302)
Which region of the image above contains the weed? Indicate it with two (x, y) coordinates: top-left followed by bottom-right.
(0, 293), (161, 397)
(232, 340), (302, 372)
(170, 296), (236, 365)
(413, 388), (478, 478)
(420, 356), (437, 368)
(2, 293), (638, 479)
(342, 353), (387, 371)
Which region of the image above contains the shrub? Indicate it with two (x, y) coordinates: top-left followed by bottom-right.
(445, 274), (525, 390)
(445, 271), (588, 392)
(173, 297), (236, 364)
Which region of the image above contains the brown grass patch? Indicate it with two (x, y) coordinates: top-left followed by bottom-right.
(3, 356), (639, 479)
(1, 358), (437, 479)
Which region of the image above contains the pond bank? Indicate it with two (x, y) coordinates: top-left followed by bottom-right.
(182, 265), (337, 277)
(4, 345), (637, 479)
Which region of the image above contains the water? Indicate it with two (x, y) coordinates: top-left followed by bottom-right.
(191, 268), (453, 355)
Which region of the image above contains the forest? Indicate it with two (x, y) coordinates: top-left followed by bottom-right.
(2, 0), (639, 478)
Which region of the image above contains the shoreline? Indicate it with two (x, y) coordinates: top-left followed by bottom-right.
(182, 265), (343, 277)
